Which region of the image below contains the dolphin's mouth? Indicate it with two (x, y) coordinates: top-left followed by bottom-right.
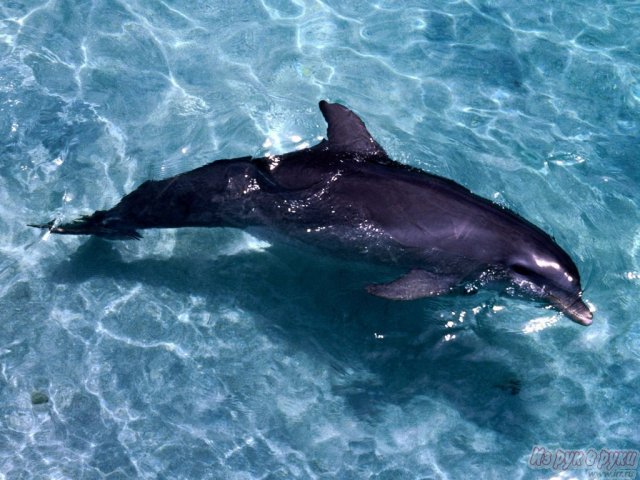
(550, 295), (593, 326)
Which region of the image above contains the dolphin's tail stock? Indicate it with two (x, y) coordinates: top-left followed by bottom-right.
(28, 210), (142, 240)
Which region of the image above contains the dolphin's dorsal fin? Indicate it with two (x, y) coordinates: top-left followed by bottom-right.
(319, 100), (386, 156)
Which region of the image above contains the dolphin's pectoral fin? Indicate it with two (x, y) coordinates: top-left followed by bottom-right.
(366, 269), (461, 301)
(318, 100), (386, 156)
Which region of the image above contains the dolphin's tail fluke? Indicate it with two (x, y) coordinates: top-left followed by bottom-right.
(28, 211), (142, 240)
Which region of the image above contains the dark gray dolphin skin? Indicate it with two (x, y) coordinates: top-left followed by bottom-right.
(30, 101), (593, 326)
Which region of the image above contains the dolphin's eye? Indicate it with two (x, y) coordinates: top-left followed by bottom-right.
(512, 264), (535, 277)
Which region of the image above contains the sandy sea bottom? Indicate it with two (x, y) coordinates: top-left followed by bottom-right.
(1, 0), (639, 478)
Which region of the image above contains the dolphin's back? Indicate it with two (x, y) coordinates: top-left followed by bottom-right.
(263, 153), (536, 268)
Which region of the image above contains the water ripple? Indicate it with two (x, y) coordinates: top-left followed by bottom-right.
(1, 0), (639, 478)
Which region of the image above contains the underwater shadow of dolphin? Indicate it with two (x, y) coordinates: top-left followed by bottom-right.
(31, 100), (593, 326)
(51, 236), (549, 439)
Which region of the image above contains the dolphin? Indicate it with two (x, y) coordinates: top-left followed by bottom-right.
(30, 101), (593, 326)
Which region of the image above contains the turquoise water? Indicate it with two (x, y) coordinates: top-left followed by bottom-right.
(1, 0), (639, 478)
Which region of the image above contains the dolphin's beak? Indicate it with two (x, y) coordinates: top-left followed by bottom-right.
(552, 295), (593, 326)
